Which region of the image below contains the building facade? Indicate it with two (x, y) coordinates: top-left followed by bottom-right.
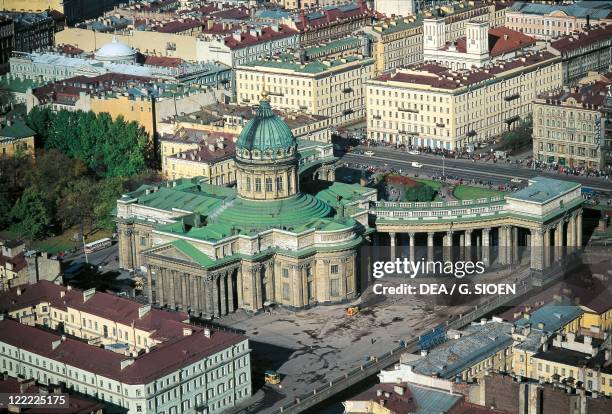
(366, 51), (561, 149)
(0, 11), (54, 53)
(547, 24), (612, 86)
(533, 76), (610, 170)
(236, 55), (375, 127)
(505, 1), (612, 41)
(0, 281), (252, 414)
(0, 119), (35, 158)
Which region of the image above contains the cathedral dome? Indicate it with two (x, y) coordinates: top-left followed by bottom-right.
(95, 36), (137, 63)
(236, 96), (296, 161)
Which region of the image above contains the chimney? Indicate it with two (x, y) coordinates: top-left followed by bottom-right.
(51, 339), (62, 350)
(183, 327), (193, 336)
(120, 358), (134, 370)
(204, 328), (211, 338)
(376, 389), (383, 397)
(138, 304), (151, 319)
(394, 385), (405, 395)
(83, 288), (95, 302)
(16, 287), (22, 296)
(60, 290), (65, 298)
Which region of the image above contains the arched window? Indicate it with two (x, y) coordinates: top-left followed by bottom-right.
(276, 176), (283, 191)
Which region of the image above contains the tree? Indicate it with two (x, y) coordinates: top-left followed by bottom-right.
(403, 184), (436, 202)
(93, 177), (127, 230)
(25, 106), (52, 144)
(501, 115), (533, 151)
(11, 188), (51, 240)
(0, 191), (13, 230)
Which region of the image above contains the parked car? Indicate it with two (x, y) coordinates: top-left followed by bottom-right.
(408, 150), (420, 155)
(411, 162), (423, 168)
(364, 150), (375, 156)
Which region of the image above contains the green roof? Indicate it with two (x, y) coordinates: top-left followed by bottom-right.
(507, 177), (579, 203)
(242, 55), (373, 74)
(171, 239), (214, 267)
(0, 120), (35, 139)
(236, 99), (296, 153)
(315, 182), (374, 207)
(0, 75), (41, 94)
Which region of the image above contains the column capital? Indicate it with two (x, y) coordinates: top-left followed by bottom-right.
(464, 229), (473, 234)
(482, 227), (491, 233)
(427, 231), (435, 237)
(408, 232), (416, 238)
(446, 230), (453, 236)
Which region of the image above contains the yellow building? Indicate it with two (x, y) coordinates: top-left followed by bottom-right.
(161, 130), (237, 184)
(0, 240), (27, 291)
(366, 51), (561, 150)
(533, 77), (610, 170)
(0, 119), (35, 158)
(3, 281), (190, 353)
(90, 94), (155, 136)
(236, 54), (375, 127)
(365, 15), (423, 74)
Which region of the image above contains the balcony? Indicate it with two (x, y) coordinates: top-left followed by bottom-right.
(373, 115), (381, 120)
(504, 93), (520, 102)
(342, 87), (353, 93)
(505, 115), (520, 124)
(436, 122), (445, 128)
(343, 109), (354, 115)
(467, 130), (477, 137)
(398, 107), (418, 113)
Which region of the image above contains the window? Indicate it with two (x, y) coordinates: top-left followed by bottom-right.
(265, 177), (273, 192)
(276, 176), (283, 191)
(255, 178), (261, 192)
(330, 265), (339, 274)
(245, 177), (251, 191)
(282, 283), (290, 300)
(330, 279), (339, 296)
(282, 268), (289, 278)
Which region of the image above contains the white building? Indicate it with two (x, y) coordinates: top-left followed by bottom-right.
(0, 282), (252, 414)
(423, 17), (538, 70)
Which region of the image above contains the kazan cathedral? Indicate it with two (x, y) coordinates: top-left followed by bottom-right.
(116, 95), (376, 317)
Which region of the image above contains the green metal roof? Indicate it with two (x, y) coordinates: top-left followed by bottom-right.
(171, 239), (215, 267)
(236, 99), (296, 153)
(0, 120), (35, 139)
(507, 177), (579, 203)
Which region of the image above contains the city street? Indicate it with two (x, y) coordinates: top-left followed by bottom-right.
(341, 147), (612, 193)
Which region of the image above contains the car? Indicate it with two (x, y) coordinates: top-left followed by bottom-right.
(408, 150), (420, 155)
(411, 162), (423, 168)
(510, 178), (523, 183)
(364, 150), (375, 156)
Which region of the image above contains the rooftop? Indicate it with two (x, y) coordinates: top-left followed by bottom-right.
(240, 53), (373, 74)
(507, 177), (580, 203)
(0, 119), (35, 139)
(375, 52), (558, 90)
(535, 76), (611, 110)
(533, 346), (610, 374)
(445, 26), (536, 57)
(508, 1), (612, 20)
(514, 297), (583, 334)
(223, 24), (298, 50)
(0, 317), (246, 385)
(413, 320), (513, 379)
(549, 24), (612, 53)
(294, 1), (370, 32)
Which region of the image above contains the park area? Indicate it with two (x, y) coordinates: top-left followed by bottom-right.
(381, 174), (505, 203)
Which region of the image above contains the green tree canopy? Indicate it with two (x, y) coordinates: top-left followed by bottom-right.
(11, 188), (51, 240)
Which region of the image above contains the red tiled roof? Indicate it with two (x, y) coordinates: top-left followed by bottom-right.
(144, 55), (183, 68)
(351, 382), (417, 414)
(448, 402), (510, 414)
(0, 281), (188, 332)
(210, 7), (250, 20)
(378, 51), (557, 89)
(296, 1), (370, 32)
(0, 252), (27, 273)
(536, 77), (611, 109)
(0, 318), (246, 384)
(155, 18), (203, 33)
(224, 24), (298, 50)
(550, 24), (612, 53)
(446, 26), (536, 57)
(171, 139), (236, 164)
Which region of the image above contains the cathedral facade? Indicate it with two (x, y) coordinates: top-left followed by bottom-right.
(115, 96), (376, 317)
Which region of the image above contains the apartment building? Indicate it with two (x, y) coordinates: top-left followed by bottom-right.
(0, 119), (35, 158)
(236, 54), (375, 127)
(0, 241), (27, 291)
(547, 24), (612, 86)
(366, 51), (562, 150)
(505, 1), (612, 40)
(0, 281), (252, 414)
(533, 75), (610, 170)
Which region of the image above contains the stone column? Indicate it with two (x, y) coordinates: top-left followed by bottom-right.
(498, 226), (508, 265)
(459, 233), (465, 260)
(145, 266), (153, 304)
(513, 227), (519, 264)
(205, 277), (213, 317)
(482, 228), (490, 267)
(168, 270), (176, 308)
(464, 230), (472, 261)
(554, 221), (563, 262)
(220, 273), (227, 315)
(443, 231), (453, 262)
(427, 232), (434, 262)
(212, 275), (220, 317)
(567, 215), (576, 250)
(156, 267), (164, 306)
(227, 270), (235, 313)
(389, 232), (396, 261)
(302, 265), (309, 306)
(236, 267), (244, 308)
(254, 267), (262, 310)
(530, 228), (544, 271)
(408, 232), (416, 263)
(543, 228), (551, 268)
(576, 212), (582, 248)
(181, 273), (188, 310)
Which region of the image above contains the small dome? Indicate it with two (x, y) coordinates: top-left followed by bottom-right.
(236, 98), (296, 159)
(95, 36), (136, 63)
